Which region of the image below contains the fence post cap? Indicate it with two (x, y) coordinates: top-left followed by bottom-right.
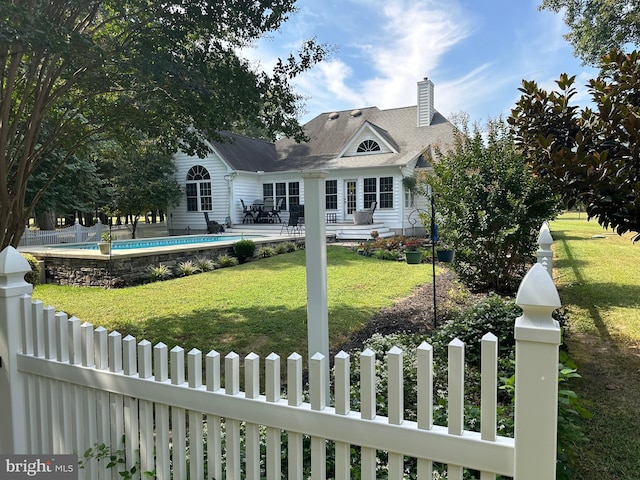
(537, 227), (553, 247)
(0, 246), (32, 288)
(516, 263), (560, 309)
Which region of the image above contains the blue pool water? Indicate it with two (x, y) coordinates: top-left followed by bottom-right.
(52, 235), (264, 251)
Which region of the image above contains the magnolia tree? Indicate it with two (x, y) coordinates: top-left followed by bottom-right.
(509, 49), (640, 243)
(0, 0), (328, 249)
(424, 117), (561, 293)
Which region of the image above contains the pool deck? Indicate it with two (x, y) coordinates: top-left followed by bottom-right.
(19, 232), (295, 260)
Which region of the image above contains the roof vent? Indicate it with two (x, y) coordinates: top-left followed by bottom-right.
(328, 112), (339, 120)
(350, 109), (362, 117)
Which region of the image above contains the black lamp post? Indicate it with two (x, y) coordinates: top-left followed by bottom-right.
(430, 192), (438, 329)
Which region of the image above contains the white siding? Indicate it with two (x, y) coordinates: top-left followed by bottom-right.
(171, 150), (415, 231)
(169, 151), (237, 232)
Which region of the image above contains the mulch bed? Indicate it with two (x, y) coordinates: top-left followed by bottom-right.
(333, 267), (463, 356)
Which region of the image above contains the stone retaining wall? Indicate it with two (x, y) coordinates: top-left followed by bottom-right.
(40, 239), (298, 288)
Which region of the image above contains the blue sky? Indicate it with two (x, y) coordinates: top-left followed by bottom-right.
(244, 0), (599, 124)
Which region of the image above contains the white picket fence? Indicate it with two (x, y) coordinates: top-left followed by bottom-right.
(0, 224), (560, 479)
(17, 222), (106, 247)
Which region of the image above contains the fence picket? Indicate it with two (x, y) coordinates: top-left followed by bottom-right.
(21, 295), (33, 355)
(310, 353), (327, 480)
(94, 327), (110, 480)
(225, 352), (241, 480)
(387, 346), (404, 479)
(448, 338), (465, 480)
(21, 297), (37, 452)
(188, 349), (204, 480)
(122, 336), (139, 480)
(206, 351), (222, 480)
(334, 351), (351, 480)
(171, 346), (187, 480)
(44, 307), (56, 360)
(154, 343), (170, 480)
(55, 313), (69, 363)
(44, 308), (64, 456)
(359, 348), (377, 478)
(287, 353), (303, 479)
(32, 301), (44, 358)
(417, 341), (434, 480)
(138, 340), (154, 477)
(108, 332), (125, 480)
(245, 353), (260, 480)
(68, 317), (81, 365)
(265, 353), (281, 480)
(480, 333), (499, 480)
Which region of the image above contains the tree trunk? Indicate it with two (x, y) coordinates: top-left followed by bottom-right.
(82, 212), (94, 226)
(130, 215), (140, 239)
(36, 210), (57, 230)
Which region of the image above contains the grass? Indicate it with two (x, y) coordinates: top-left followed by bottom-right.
(32, 246), (435, 362)
(551, 212), (640, 480)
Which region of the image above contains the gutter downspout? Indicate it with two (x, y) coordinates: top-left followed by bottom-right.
(224, 173), (237, 226)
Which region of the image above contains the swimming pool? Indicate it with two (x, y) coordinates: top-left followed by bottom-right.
(51, 234), (264, 251)
(21, 233), (289, 287)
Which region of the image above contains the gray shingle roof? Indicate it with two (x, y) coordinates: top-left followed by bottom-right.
(209, 131), (277, 172)
(209, 105), (455, 173)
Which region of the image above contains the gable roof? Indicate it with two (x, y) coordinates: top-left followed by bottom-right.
(336, 120), (399, 158)
(208, 131), (276, 172)
(207, 105), (455, 173)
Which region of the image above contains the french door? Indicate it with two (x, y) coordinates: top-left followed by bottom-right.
(344, 180), (357, 220)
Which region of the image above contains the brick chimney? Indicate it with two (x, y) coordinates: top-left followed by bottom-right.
(417, 77), (434, 127)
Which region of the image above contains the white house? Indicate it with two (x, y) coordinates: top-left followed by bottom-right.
(168, 78), (456, 237)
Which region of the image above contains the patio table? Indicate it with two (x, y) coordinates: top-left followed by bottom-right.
(353, 210), (370, 225)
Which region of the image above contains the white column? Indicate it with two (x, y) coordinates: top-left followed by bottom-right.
(302, 171), (330, 393)
(513, 263), (561, 480)
(0, 247), (34, 453)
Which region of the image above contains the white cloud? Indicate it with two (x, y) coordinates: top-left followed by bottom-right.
(356, 1), (472, 109)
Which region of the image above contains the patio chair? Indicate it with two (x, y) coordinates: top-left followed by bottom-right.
(240, 199), (254, 223)
(263, 197), (275, 222)
(271, 198), (284, 223)
(281, 205), (304, 235)
(365, 201), (377, 224)
(204, 212), (224, 233)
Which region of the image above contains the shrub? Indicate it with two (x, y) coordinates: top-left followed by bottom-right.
(194, 257), (215, 272)
(176, 260), (197, 276)
(148, 264), (170, 282)
(217, 254), (238, 268)
(372, 249), (401, 261)
(21, 253), (41, 285)
(256, 246), (276, 258)
(433, 294), (521, 366)
(425, 116), (561, 293)
(233, 239), (256, 263)
(275, 242), (296, 254)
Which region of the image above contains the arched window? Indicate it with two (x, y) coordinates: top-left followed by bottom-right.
(356, 139), (381, 153)
(186, 165), (212, 211)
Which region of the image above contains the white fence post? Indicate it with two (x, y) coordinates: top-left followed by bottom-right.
(513, 263), (561, 480)
(0, 247), (34, 453)
(537, 223), (554, 277)
(74, 221), (83, 243)
(302, 170), (330, 400)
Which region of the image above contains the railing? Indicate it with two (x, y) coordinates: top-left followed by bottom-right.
(0, 224), (558, 479)
(17, 222), (105, 247)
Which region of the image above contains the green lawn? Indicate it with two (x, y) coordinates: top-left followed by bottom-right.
(551, 212), (640, 480)
(33, 246), (435, 361)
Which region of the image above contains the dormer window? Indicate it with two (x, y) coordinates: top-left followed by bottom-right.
(356, 140), (381, 153)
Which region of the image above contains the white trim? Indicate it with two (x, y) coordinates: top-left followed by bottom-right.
(336, 122), (398, 158)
